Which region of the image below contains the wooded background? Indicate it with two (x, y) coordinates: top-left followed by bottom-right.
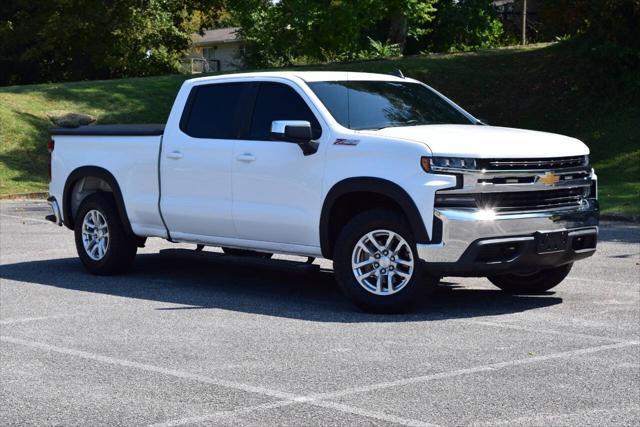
(1, 0), (638, 86)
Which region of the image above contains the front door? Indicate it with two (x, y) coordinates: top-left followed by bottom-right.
(232, 81), (328, 247)
(160, 81), (253, 241)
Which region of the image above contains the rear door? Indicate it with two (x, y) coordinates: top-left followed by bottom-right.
(160, 81), (254, 240)
(232, 81), (328, 247)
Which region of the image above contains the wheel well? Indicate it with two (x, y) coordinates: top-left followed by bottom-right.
(324, 192), (409, 260)
(62, 166), (135, 237)
(320, 178), (431, 259)
(68, 176), (114, 223)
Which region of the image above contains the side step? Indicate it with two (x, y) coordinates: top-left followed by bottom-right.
(158, 248), (321, 273)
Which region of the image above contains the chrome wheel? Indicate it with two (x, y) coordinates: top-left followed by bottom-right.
(81, 209), (109, 261)
(351, 229), (414, 296)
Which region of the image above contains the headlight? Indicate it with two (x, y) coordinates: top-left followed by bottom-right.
(429, 157), (478, 170)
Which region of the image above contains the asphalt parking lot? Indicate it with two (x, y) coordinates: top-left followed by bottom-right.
(1, 199), (639, 426)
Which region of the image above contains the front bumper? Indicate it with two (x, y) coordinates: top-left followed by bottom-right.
(417, 199), (599, 276)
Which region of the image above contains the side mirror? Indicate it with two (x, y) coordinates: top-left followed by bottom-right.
(271, 120), (318, 155)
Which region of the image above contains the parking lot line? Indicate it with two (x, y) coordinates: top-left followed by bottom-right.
(471, 405), (640, 426)
(0, 213), (51, 224)
(2, 335), (434, 427)
(0, 314), (78, 325)
(148, 401), (297, 427)
(3, 334), (637, 427)
(0, 335), (298, 401)
(308, 340), (639, 402)
(459, 319), (632, 343)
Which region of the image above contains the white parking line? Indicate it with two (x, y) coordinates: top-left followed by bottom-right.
(0, 335), (297, 401)
(148, 401), (295, 427)
(0, 314), (77, 325)
(460, 319), (630, 343)
(471, 405), (640, 426)
(309, 340), (639, 401)
(2, 335), (434, 427)
(0, 213), (51, 224)
(3, 335), (637, 427)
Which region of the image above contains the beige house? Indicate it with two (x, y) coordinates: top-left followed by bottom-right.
(185, 27), (245, 73)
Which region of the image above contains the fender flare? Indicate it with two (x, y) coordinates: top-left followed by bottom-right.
(62, 166), (135, 237)
(319, 177), (430, 258)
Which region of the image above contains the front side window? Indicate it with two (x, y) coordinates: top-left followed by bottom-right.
(182, 82), (251, 139)
(249, 82), (322, 140)
(308, 81), (473, 130)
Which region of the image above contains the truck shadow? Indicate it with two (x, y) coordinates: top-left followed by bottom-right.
(0, 249), (562, 322)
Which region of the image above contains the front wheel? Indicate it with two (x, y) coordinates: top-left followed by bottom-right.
(74, 193), (137, 275)
(333, 208), (438, 313)
(488, 263), (573, 294)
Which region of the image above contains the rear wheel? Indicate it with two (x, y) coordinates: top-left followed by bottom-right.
(221, 247), (273, 259)
(488, 263), (573, 294)
(74, 193), (137, 275)
(333, 208), (438, 313)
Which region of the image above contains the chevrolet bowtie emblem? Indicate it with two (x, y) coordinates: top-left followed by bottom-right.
(537, 172), (560, 186)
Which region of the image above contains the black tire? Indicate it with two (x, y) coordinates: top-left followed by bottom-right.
(488, 263), (573, 294)
(333, 208), (439, 314)
(221, 247), (273, 259)
(74, 193), (137, 275)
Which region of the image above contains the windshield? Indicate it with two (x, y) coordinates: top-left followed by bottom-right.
(307, 80), (473, 130)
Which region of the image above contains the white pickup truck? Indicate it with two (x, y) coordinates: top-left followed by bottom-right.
(47, 71), (599, 312)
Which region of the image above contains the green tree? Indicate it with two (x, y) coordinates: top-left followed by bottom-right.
(539, 0), (639, 48)
(427, 0), (504, 52)
(228, 0), (442, 67)
(0, 0), (224, 85)
(384, 0), (438, 51)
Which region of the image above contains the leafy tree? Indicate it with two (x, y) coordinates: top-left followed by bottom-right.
(228, 0), (442, 67)
(0, 0), (224, 85)
(539, 0), (639, 48)
(384, 0), (438, 51)
(229, 0), (386, 67)
(426, 0), (504, 52)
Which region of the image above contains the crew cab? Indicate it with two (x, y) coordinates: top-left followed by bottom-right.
(47, 71), (599, 312)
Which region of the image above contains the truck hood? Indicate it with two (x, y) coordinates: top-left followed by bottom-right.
(363, 125), (589, 158)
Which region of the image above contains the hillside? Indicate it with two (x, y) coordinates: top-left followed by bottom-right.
(1, 42), (638, 215)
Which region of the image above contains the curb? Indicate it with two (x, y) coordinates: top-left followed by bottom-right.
(0, 192), (48, 200)
(600, 213), (640, 224)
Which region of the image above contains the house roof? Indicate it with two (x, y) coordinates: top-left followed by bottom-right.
(193, 27), (242, 46)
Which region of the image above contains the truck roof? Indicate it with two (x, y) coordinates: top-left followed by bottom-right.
(186, 71), (416, 85)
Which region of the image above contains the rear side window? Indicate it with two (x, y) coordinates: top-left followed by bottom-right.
(181, 82), (250, 139)
(249, 82), (322, 140)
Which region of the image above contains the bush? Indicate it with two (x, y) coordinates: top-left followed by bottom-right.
(357, 37), (402, 60)
(426, 0), (504, 53)
(539, 0), (640, 48)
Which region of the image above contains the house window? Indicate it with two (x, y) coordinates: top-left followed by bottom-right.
(202, 47), (217, 60)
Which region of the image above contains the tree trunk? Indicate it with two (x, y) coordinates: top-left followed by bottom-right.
(387, 12), (408, 52)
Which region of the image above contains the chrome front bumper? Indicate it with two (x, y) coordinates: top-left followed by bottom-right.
(417, 199), (599, 267)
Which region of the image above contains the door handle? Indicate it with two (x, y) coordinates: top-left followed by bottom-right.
(236, 153), (256, 163)
(166, 150), (183, 160)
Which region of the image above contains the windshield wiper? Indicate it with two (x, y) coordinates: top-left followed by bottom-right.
(367, 120), (421, 131)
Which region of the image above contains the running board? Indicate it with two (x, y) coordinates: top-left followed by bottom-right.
(158, 249), (321, 273)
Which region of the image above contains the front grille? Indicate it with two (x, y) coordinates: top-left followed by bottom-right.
(435, 188), (587, 212)
(476, 156), (587, 171)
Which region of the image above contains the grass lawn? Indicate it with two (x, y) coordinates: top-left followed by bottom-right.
(1, 42), (638, 215)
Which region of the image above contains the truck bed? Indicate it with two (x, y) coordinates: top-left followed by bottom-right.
(51, 124), (165, 136)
